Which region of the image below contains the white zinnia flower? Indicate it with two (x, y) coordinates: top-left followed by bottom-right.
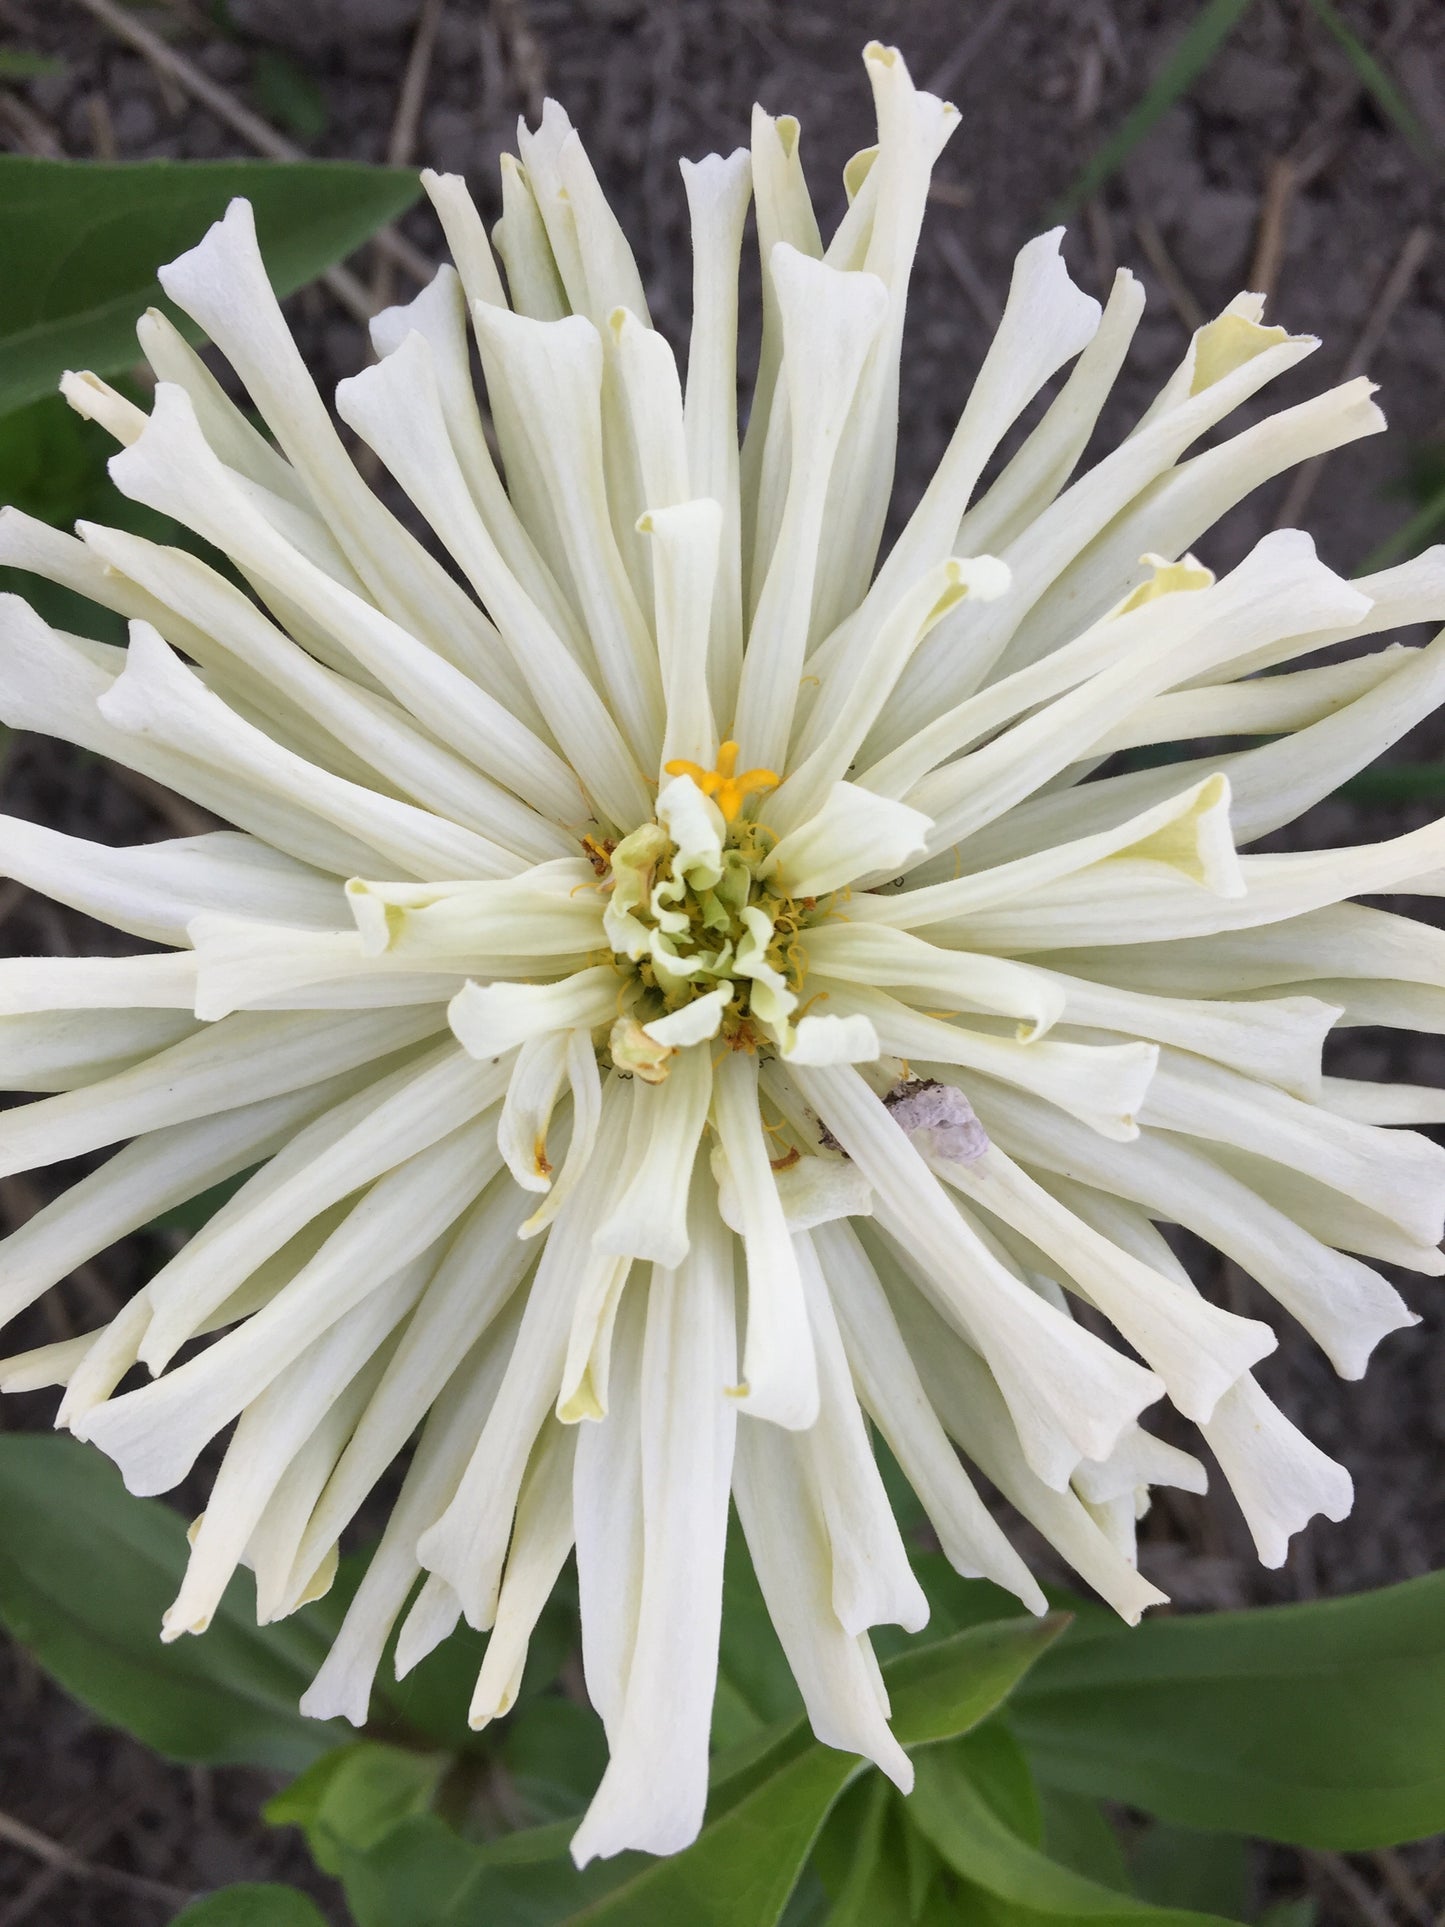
(1, 38), (1443, 1862)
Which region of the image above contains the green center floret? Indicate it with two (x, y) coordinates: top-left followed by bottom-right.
(597, 773), (843, 1072)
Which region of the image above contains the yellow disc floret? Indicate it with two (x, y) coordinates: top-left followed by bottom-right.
(664, 740), (780, 823)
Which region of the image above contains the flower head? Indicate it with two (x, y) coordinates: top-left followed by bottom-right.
(2, 39), (1444, 1864)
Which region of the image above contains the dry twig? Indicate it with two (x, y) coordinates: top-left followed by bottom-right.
(934, 225), (1003, 332)
(371, 0), (445, 314)
(493, 0), (548, 123)
(1130, 209), (1206, 333)
(1371, 1848), (1433, 1925)
(1273, 222), (1433, 529)
(1305, 1848), (1399, 1927)
(0, 1806), (191, 1917)
(109, 762), (221, 838)
(1248, 153), (1298, 305)
(85, 88), (118, 160)
(0, 89), (63, 157)
(0, 1791), (148, 1927)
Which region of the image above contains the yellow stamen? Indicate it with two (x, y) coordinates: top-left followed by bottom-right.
(665, 740), (780, 823)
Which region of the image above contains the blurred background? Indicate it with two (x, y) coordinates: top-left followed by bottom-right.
(0, 0), (1442, 1918)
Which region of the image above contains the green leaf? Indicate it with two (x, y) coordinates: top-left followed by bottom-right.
(907, 1749), (1238, 1926)
(813, 1780), (916, 1926)
(0, 390), (186, 644)
(1301, 0), (1437, 162)
(1049, 0), (1255, 217)
(500, 1695), (610, 1824)
(953, 1722), (1042, 1847)
(146, 1168), (255, 1235)
(337, 1811), (634, 1927)
(0, 48), (64, 79)
(328, 1615), (1066, 1927)
(1011, 1573), (1445, 1849)
(1129, 1824), (1249, 1918)
(0, 1432), (346, 1769)
(1036, 1789), (1130, 1893)
(171, 1884), (330, 1926)
(1339, 762), (1445, 803)
(1257, 1903), (1315, 1927)
(0, 155), (421, 417)
(265, 1738), (446, 1875)
(553, 1614), (1068, 1927)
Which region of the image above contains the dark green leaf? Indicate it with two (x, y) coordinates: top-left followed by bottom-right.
(1257, 1902), (1315, 1927)
(1037, 1789), (1130, 1893)
(779, 1869), (831, 1927)
(500, 1695), (609, 1824)
(1129, 1824), (1249, 1917)
(0, 390), (186, 644)
(265, 1737), (445, 1876)
(170, 1883), (330, 1926)
(147, 1168), (255, 1235)
(953, 1721), (1042, 1847)
(337, 1811), (634, 1927)
(333, 1813), (490, 1927)
(0, 155), (421, 417)
(1012, 1573), (1445, 1849)
(264, 1744), (358, 1837)
(377, 1611), (489, 1752)
(1050, 0), (1255, 217)
(907, 1749), (1238, 1925)
(1339, 762), (1445, 803)
(0, 49), (63, 79)
(339, 1616), (1064, 1927)
(814, 1780), (916, 1927)
(1357, 475), (1445, 571)
(0, 1432), (346, 1768)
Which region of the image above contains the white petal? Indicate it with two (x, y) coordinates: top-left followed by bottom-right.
(0, 813), (338, 947)
(832, 989), (1156, 1141)
(732, 247), (889, 771)
(470, 1421), (577, 1726)
(497, 1033), (572, 1192)
(878, 1247), (1166, 1624)
(289, 1181), (535, 1590)
(970, 1075), (1418, 1379)
(642, 986), (732, 1048)
(817, 1218), (1045, 1611)
(762, 783), (931, 899)
(417, 1082), (629, 1626)
(793, 1063), (1163, 1489)
(162, 1269), (424, 1637)
(571, 1184), (737, 1863)
(300, 1317), (518, 1723)
(0, 1005), (441, 1183)
(797, 1232), (929, 1636)
(594, 1044), (712, 1268)
(711, 1051), (819, 1430)
(1201, 1374), (1353, 1568)
(930, 1143), (1274, 1422)
(449, 967), (619, 1058)
(79, 1118), (492, 1493)
(100, 623), (522, 884)
(732, 1415), (912, 1791)
(137, 1040), (506, 1365)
